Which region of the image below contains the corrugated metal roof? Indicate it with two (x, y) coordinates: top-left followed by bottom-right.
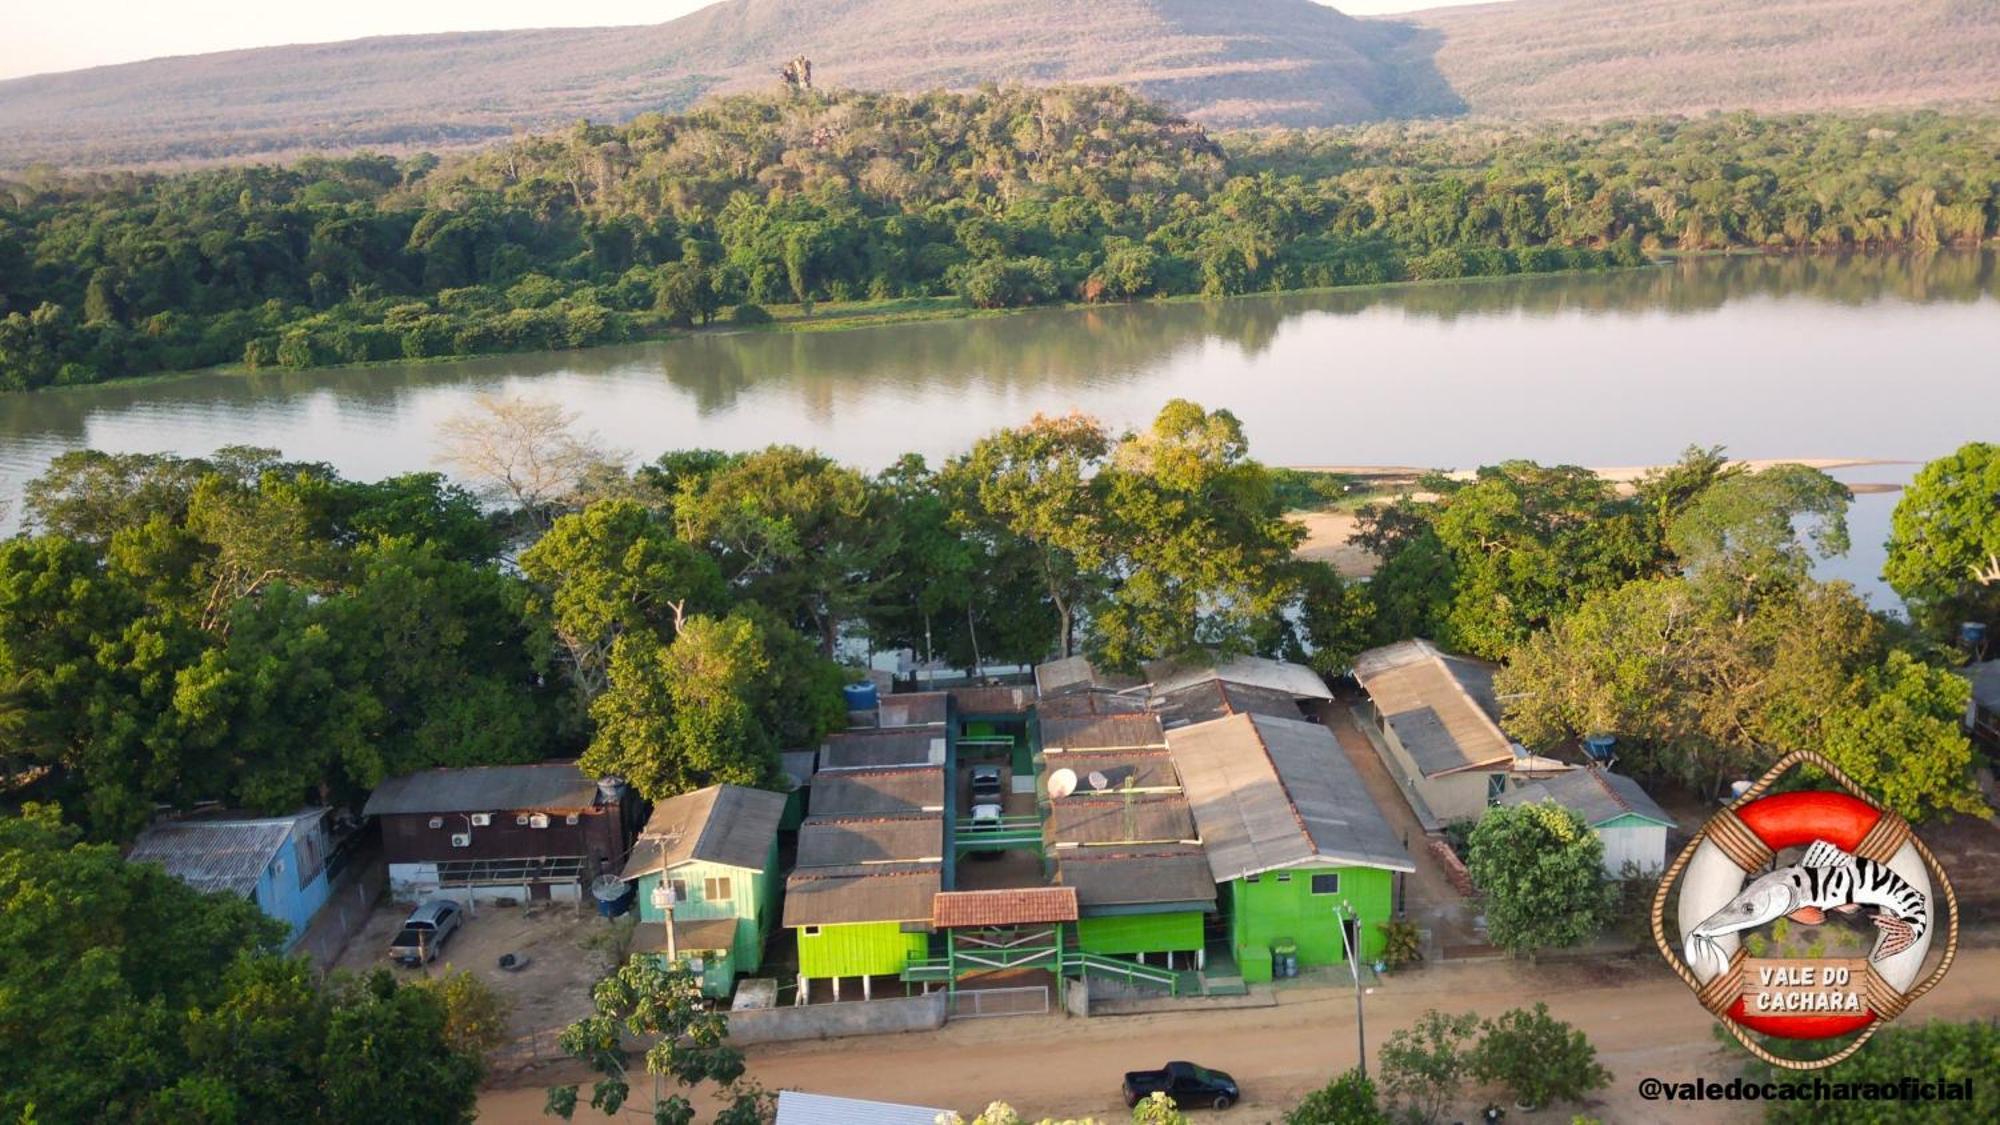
(818, 730), (947, 770)
(1352, 640), (1514, 776)
(1144, 654), (1333, 702)
(362, 763), (599, 816)
(126, 811), (322, 897)
(1168, 713), (1413, 880)
(808, 767), (946, 817)
(933, 887), (1078, 928)
(1150, 679), (1307, 729)
(1039, 713), (1166, 751)
(796, 815), (944, 867)
(1038, 750), (1181, 793)
(1034, 655), (1143, 696)
(632, 916), (741, 955)
(1054, 849), (1217, 910)
(873, 691), (950, 730)
(1499, 767), (1674, 828)
(775, 1090), (947, 1125)
(779, 750), (818, 789)
(621, 785), (785, 880)
(1036, 690), (1150, 718)
(782, 867), (940, 926)
(1047, 797), (1198, 846)
(1963, 660), (2000, 710)
(949, 684), (1038, 715)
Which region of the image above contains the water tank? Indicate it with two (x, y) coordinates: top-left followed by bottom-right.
(1583, 734), (1617, 762)
(1961, 622), (1989, 650)
(595, 776), (628, 804)
(841, 682), (879, 711)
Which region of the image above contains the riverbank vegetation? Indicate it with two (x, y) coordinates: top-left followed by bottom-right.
(5, 86), (2000, 389)
(2, 397), (1986, 843)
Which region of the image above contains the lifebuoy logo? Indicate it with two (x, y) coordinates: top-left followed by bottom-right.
(1651, 750), (1959, 1070)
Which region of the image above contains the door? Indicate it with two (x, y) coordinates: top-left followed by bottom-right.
(1341, 918), (1360, 965)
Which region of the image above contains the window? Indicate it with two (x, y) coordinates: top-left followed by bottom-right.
(1486, 773), (1506, 804)
(1243, 874), (1259, 883)
(1275, 872), (1292, 882)
(802, 925), (821, 937)
(1311, 874), (1341, 895)
(703, 876), (732, 901)
(668, 878), (688, 903)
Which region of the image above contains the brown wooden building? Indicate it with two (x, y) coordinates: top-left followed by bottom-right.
(362, 762), (641, 904)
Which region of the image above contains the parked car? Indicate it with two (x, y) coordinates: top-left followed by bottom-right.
(967, 802), (1005, 859)
(970, 765), (1005, 804)
(1123, 1062), (1240, 1110)
(389, 899), (463, 965)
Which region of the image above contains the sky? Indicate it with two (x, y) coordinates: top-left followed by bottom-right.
(4, 0), (1503, 82)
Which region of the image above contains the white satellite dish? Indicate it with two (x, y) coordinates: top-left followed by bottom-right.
(1087, 770), (1110, 792)
(1047, 768), (1078, 800)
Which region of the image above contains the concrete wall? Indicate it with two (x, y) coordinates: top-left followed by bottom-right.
(1065, 975), (1091, 1017)
(727, 990), (947, 1045)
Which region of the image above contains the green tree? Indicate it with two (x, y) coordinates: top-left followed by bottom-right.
(521, 499), (726, 699)
(950, 412), (1110, 658)
(1465, 803), (1612, 958)
(1089, 401), (1305, 669)
(1819, 651), (1985, 822)
(1664, 463), (1850, 578)
(1884, 442), (2000, 632)
(1283, 1068), (1388, 1124)
(1748, 1019), (1999, 1123)
(1293, 560), (1376, 675)
(1469, 1002), (1611, 1111)
(546, 955), (764, 1125)
(1377, 1009), (1481, 1125)
(582, 613), (783, 800)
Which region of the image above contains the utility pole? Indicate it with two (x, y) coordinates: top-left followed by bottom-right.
(1337, 903), (1367, 1079)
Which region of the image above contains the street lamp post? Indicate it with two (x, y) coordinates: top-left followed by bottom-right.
(1336, 903), (1367, 1079)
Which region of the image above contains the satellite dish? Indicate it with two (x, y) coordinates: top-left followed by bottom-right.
(1087, 770), (1110, 792)
(1048, 768), (1078, 800)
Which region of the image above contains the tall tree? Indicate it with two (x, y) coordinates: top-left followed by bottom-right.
(950, 411), (1110, 658)
(1465, 803), (1613, 958)
(1884, 442), (2000, 632)
(435, 393), (615, 528)
(1819, 651), (1986, 823)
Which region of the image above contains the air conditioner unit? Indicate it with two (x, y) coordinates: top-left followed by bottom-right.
(428, 817), (445, 830)
(651, 882), (683, 908)
(686, 957), (704, 973)
(516, 814), (531, 826)
(528, 813), (550, 829)
(449, 833), (472, 848)
(565, 813), (580, 826)
(470, 813), (492, 827)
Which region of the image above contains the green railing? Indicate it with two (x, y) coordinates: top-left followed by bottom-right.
(901, 956), (953, 983)
(953, 814), (1044, 852)
(1061, 951), (1181, 996)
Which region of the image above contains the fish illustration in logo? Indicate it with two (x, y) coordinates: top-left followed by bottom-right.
(1684, 840), (1928, 972)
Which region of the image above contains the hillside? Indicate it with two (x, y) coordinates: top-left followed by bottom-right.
(0, 0), (1456, 168)
(1413, 0), (2000, 119)
(3, 0), (1999, 169)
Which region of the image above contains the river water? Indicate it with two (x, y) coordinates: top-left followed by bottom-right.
(2, 250), (1995, 607)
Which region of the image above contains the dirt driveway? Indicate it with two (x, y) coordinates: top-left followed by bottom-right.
(480, 944), (2000, 1124)
(334, 897), (623, 1044)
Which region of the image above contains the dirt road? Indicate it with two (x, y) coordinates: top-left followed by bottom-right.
(479, 944), (2000, 1124)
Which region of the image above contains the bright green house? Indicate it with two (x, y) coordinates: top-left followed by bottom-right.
(1165, 712), (1415, 984)
(784, 812), (946, 1000)
(620, 784), (788, 997)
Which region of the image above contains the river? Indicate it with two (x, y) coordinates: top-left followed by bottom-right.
(2, 250), (1995, 607)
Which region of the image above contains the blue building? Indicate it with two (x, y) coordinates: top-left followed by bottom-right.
(126, 809), (335, 948)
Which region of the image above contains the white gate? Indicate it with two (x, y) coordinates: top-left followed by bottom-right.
(948, 985), (1049, 1019)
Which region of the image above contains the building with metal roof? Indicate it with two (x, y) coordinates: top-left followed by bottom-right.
(1143, 653), (1333, 703)
(1499, 767), (1674, 875)
(796, 815), (945, 867)
(1352, 639), (1573, 825)
(362, 762), (641, 905)
(621, 785), (789, 990)
(872, 691), (951, 730)
(1149, 678), (1309, 729)
(774, 1090), (948, 1125)
(818, 730), (948, 771)
(1052, 848), (1218, 912)
(1039, 713), (1167, 752)
(808, 767), (947, 818)
(126, 809), (334, 947)
(1047, 797), (1197, 846)
(1166, 711), (1414, 983)
(1034, 654), (1142, 697)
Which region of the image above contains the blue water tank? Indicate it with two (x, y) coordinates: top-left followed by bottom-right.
(1583, 734), (1617, 761)
(842, 682), (879, 711)
(1962, 622), (1989, 649)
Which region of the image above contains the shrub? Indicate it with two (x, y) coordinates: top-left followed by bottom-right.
(730, 302), (774, 325)
(1470, 1002), (1611, 1110)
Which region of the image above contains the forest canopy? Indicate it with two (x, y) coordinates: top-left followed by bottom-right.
(4, 86), (1998, 389)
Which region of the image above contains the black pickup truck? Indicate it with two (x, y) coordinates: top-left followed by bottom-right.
(1122, 1061), (1240, 1110)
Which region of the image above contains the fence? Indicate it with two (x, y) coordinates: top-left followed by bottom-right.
(295, 853), (385, 971)
(947, 984), (1049, 1019)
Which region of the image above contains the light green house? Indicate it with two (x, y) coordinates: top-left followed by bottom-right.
(783, 813), (945, 1000)
(620, 784), (787, 997)
(1165, 712), (1415, 984)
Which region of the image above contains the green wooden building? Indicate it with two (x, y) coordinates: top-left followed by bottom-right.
(784, 813), (946, 1000)
(620, 784), (788, 996)
(1166, 712), (1415, 984)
